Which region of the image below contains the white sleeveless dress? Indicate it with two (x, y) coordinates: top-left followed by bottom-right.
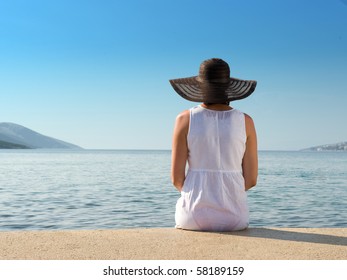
(175, 105), (249, 231)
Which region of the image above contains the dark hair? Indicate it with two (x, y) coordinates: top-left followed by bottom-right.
(203, 102), (230, 106)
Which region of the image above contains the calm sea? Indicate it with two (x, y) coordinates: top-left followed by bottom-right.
(0, 150), (346, 231)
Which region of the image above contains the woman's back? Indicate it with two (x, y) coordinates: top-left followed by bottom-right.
(175, 105), (249, 231)
(188, 105), (246, 172)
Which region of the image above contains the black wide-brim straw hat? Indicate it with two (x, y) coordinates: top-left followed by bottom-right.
(169, 58), (257, 103)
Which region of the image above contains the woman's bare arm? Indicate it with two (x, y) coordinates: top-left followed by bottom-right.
(242, 114), (258, 191)
(171, 110), (189, 191)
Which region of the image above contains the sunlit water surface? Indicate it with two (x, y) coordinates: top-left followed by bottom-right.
(0, 150), (346, 231)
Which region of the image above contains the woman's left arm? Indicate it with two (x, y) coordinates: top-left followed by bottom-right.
(171, 110), (189, 192)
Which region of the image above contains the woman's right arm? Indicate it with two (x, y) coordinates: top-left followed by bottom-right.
(242, 114), (258, 191)
(171, 110), (189, 192)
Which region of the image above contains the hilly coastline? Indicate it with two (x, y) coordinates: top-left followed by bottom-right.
(302, 141), (347, 151)
(0, 140), (30, 149)
(0, 122), (81, 149)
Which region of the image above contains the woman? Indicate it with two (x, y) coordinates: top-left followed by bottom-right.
(170, 58), (258, 231)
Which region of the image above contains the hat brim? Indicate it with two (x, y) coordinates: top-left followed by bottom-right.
(169, 76), (257, 103)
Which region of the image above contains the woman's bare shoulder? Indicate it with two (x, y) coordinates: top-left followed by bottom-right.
(173, 110), (190, 136)
(243, 113), (256, 136)
(177, 109), (190, 117)
(175, 110), (190, 124)
(243, 113), (255, 126)
(243, 112), (253, 121)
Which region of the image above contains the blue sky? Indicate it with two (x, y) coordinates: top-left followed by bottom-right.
(1, 0), (346, 150)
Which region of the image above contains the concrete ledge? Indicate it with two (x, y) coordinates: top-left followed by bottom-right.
(0, 228), (346, 260)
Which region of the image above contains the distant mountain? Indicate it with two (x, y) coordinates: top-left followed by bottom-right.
(0, 122), (82, 149)
(302, 141), (347, 151)
(0, 140), (30, 149)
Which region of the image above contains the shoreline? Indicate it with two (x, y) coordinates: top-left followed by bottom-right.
(0, 227), (346, 260)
